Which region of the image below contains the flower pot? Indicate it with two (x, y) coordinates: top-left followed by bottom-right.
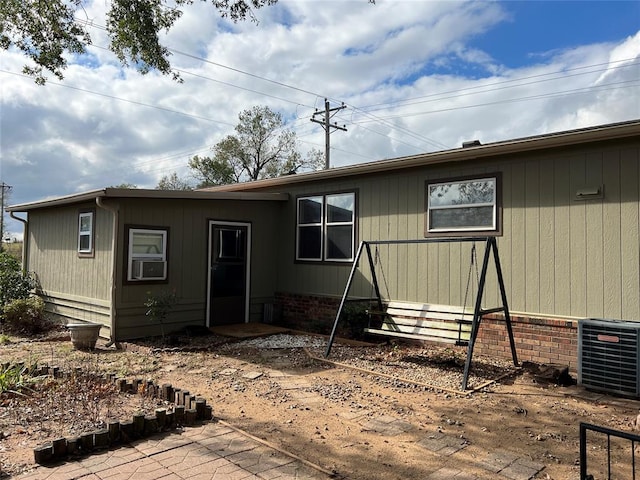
(66, 323), (102, 350)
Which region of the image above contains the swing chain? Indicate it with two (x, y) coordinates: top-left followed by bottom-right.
(461, 243), (478, 319)
(374, 246), (392, 301)
(367, 246), (392, 329)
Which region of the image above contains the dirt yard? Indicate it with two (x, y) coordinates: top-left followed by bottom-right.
(1, 327), (639, 480)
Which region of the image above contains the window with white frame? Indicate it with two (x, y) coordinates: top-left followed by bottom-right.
(78, 211), (94, 255)
(426, 175), (500, 235)
(127, 228), (168, 281)
(297, 192), (355, 262)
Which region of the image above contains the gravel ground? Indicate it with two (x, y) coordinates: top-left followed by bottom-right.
(232, 334), (517, 392)
(3, 330), (639, 480)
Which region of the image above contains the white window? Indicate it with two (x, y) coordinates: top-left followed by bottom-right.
(297, 192), (355, 262)
(427, 176), (499, 234)
(78, 211), (93, 254)
(127, 228), (168, 281)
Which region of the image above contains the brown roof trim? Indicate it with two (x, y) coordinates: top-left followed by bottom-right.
(203, 120), (640, 192)
(7, 188), (288, 212)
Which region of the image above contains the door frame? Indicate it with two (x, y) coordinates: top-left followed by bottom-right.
(206, 220), (252, 326)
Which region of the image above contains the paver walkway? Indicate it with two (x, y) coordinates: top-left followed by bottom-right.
(17, 422), (332, 480)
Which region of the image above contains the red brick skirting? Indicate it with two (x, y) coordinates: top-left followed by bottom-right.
(274, 292), (579, 370)
(477, 314), (578, 371)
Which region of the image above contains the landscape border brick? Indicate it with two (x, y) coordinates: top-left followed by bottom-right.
(23, 363), (215, 466)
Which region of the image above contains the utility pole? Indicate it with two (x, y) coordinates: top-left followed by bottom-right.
(0, 182), (12, 244)
(310, 99), (347, 169)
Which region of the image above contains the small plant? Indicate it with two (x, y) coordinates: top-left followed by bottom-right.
(144, 289), (177, 341)
(0, 362), (40, 395)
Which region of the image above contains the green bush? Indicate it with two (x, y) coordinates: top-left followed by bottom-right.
(3, 296), (48, 334)
(0, 251), (35, 307)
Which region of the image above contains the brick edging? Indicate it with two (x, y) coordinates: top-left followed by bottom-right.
(26, 364), (212, 465)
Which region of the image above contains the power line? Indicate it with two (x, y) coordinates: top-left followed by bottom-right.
(357, 58), (639, 113)
(352, 79), (640, 123)
(0, 69), (237, 127)
(74, 19), (638, 156)
(9, 17), (640, 169)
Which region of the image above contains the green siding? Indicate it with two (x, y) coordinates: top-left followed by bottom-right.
(112, 197), (282, 339)
(268, 138), (640, 322)
(21, 133), (640, 339)
(27, 204), (113, 327)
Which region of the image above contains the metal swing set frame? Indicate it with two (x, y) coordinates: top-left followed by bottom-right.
(324, 236), (519, 391)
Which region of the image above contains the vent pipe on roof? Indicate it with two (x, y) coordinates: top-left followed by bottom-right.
(462, 140), (482, 148)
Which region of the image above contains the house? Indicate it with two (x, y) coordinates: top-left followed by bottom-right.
(8, 119), (640, 370)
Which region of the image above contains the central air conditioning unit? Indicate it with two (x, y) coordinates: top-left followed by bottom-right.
(578, 318), (640, 398)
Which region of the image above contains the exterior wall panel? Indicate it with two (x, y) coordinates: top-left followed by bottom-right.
(27, 204), (113, 327)
(602, 149), (622, 318)
(620, 147), (640, 319)
(27, 204), (112, 300)
(553, 157), (571, 316)
(112, 198), (282, 339)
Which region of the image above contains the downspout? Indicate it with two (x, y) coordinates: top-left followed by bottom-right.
(95, 196), (120, 348)
(9, 212), (28, 271)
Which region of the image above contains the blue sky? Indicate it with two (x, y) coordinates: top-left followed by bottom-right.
(479, 1), (639, 67)
(1, 0), (639, 238)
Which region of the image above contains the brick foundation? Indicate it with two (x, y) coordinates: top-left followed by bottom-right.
(274, 292), (579, 370)
(477, 314), (578, 371)
(274, 292), (341, 333)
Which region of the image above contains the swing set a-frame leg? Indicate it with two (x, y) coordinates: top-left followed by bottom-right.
(461, 238), (492, 391)
(461, 237), (519, 391)
(325, 241), (369, 358)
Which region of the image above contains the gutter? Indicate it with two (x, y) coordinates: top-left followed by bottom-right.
(95, 196), (120, 348)
(9, 212), (28, 271)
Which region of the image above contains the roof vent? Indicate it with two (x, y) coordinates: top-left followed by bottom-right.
(462, 140), (482, 148)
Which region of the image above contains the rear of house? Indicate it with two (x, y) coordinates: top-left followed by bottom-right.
(9, 120), (640, 383)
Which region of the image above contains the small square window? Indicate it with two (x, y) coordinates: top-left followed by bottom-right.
(127, 227), (168, 281)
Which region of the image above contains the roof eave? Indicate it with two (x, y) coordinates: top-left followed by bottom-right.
(6, 188), (289, 212)
(204, 119), (640, 192)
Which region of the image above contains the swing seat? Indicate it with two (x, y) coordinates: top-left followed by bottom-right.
(365, 301), (474, 346)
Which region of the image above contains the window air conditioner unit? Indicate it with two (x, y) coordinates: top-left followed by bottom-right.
(132, 260), (166, 280)
(578, 318), (640, 398)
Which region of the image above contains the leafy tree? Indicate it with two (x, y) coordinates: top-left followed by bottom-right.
(189, 106), (323, 187)
(110, 183), (138, 188)
(1, 0), (277, 84)
(156, 172), (193, 190)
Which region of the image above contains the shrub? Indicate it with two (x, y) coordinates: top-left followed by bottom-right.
(3, 296), (49, 335)
(145, 289), (177, 340)
(0, 251), (35, 307)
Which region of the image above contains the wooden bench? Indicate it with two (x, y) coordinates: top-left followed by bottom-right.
(364, 301), (474, 346)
